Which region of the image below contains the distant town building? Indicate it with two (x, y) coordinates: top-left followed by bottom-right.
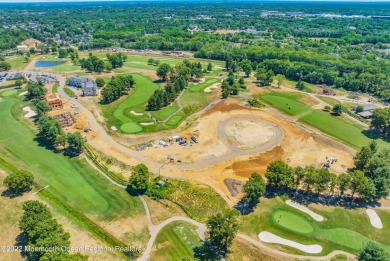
(16, 45), (28, 51)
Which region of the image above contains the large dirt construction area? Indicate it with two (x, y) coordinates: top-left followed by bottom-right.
(85, 98), (354, 206)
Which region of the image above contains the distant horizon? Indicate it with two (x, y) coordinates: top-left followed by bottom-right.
(1, 0), (390, 3)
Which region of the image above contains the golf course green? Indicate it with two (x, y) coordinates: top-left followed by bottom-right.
(1, 89), (18, 97)
(272, 210), (314, 234)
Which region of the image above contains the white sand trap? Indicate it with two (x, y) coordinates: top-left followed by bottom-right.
(286, 200), (324, 222)
(111, 126), (117, 131)
(23, 106), (37, 118)
(130, 110), (143, 116)
(18, 91), (28, 96)
(366, 209), (383, 229)
(140, 122), (154, 126)
(259, 231), (323, 254)
(204, 83), (219, 93)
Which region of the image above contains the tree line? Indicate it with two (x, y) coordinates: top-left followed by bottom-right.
(79, 52), (127, 73)
(19, 200), (88, 260)
(371, 108), (390, 137)
(101, 74), (135, 104)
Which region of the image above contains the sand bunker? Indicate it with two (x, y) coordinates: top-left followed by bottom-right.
(18, 91), (28, 96)
(366, 209), (383, 229)
(259, 231), (322, 254)
(140, 122), (154, 126)
(204, 83), (219, 93)
(23, 106), (37, 118)
(224, 120), (275, 149)
(130, 110), (143, 116)
(286, 200), (324, 222)
(111, 126), (118, 131)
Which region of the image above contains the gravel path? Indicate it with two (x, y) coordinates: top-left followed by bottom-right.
(366, 209), (383, 229)
(259, 231), (323, 254)
(286, 200), (324, 222)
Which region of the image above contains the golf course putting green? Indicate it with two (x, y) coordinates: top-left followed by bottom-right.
(1, 89), (18, 97)
(272, 210), (314, 234)
(120, 122), (143, 134)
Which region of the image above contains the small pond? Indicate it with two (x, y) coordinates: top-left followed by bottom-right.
(35, 61), (65, 68)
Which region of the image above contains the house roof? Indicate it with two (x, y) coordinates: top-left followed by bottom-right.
(362, 104), (381, 111)
(358, 111), (373, 118)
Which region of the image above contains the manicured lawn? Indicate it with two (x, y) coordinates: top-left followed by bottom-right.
(188, 78), (220, 93)
(64, 87), (75, 97)
(241, 196), (390, 256)
(52, 63), (80, 72)
(151, 221), (202, 261)
(259, 92), (389, 149)
(0, 95), (144, 221)
(52, 82), (59, 93)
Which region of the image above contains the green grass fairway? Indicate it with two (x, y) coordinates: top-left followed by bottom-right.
(1, 89), (18, 96)
(272, 210), (314, 234)
(0, 95), (144, 221)
(241, 196), (390, 256)
(259, 92), (389, 149)
(151, 221), (202, 261)
(167, 115), (183, 126)
(150, 102), (180, 121)
(5, 55), (27, 70)
(188, 78), (220, 92)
